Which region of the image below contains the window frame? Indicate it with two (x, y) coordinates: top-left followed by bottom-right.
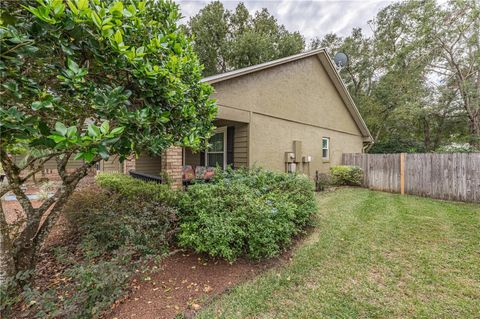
(322, 137), (330, 161)
(205, 126), (227, 169)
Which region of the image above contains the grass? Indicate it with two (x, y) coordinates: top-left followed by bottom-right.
(197, 188), (480, 319)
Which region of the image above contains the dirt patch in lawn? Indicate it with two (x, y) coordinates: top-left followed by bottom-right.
(106, 250), (292, 319)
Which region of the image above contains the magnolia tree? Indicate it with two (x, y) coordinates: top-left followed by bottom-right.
(0, 0), (216, 284)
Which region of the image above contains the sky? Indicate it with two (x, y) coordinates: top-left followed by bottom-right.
(177, 0), (397, 40)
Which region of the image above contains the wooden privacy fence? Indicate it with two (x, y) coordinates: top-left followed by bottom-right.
(342, 153), (480, 202)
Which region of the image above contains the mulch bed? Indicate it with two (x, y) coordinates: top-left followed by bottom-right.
(106, 251), (291, 319)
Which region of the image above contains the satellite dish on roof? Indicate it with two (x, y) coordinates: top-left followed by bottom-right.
(333, 52), (348, 69)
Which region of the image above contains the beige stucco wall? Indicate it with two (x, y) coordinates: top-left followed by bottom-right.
(211, 55), (365, 175)
(250, 113), (363, 175)
(212, 55), (362, 137)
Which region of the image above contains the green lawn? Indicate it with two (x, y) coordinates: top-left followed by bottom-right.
(197, 188), (480, 319)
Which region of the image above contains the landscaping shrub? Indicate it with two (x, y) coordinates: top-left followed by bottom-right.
(65, 189), (176, 257)
(329, 165), (363, 186)
(15, 175), (178, 319)
(95, 172), (177, 205)
(315, 172), (331, 191)
(21, 259), (130, 319)
(177, 168), (317, 261)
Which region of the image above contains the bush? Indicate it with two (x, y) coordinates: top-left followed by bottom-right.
(177, 168), (317, 261)
(95, 173), (177, 205)
(329, 165), (363, 186)
(21, 259), (130, 319)
(315, 172), (331, 191)
(14, 175), (179, 319)
(65, 178), (178, 257)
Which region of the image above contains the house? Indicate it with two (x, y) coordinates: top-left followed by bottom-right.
(102, 48), (372, 188)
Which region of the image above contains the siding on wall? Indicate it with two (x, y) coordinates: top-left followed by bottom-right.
(184, 148), (201, 167)
(234, 124), (248, 167)
(135, 154), (162, 175)
(183, 121), (249, 168)
(13, 155), (84, 171)
(100, 156), (123, 173)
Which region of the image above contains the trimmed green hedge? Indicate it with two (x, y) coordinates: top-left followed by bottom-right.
(176, 168), (317, 261)
(330, 165), (363, 186)
(95, 172), (177, 205)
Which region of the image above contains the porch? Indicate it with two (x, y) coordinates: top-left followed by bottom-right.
(123, 119), (249, 188)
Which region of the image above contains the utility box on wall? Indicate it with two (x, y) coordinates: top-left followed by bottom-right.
(285, 152), (295, 163)
(293, 140), (302, 162)
(302, 155), (312, 163)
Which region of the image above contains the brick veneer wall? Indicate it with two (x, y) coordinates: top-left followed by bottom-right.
(161, 146), (183, 189)
(124, 155), (136, 173)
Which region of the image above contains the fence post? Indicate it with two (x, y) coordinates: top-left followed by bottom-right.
(400, 153), (405, 195)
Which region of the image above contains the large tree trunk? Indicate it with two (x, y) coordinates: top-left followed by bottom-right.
(0, 204), (15, 286)
(0, 151), (99, 287)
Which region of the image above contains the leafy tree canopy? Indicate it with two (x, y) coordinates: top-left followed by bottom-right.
(187, 1), (305, 76)
(0, 0), (216, 283)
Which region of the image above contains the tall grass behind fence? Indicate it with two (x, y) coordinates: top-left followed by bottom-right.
(342, 153), (480, 202)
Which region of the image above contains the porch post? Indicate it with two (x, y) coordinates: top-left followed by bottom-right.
(124, 155), (136, 174)
(161, 146), (183, 189)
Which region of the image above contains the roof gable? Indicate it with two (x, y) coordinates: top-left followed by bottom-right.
(201, 49), (372, 141)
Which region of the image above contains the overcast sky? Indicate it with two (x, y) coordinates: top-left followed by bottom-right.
(177, 0), (396, 40)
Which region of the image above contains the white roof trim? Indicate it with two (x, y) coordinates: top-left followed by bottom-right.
(201, 49), (373, 141)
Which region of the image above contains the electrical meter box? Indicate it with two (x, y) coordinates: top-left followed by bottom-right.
(285, 152), (295, 163)
(293, 140), (302, 162)
(302, 156), (312, 163)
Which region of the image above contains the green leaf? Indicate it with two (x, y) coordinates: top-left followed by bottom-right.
(66, 126), (77, 139)
(32, 101), (43, 111)
(87, 124), (101, 137)
(67, 0), (78, 15)
(67, 59), (80, 73)
(114, 30), (123, 44)
(83, 151), (94, 162)
(32, 101), (53, 110)
(173, 43), (182, 54)
(74, 152), (84, 160)
(109, 1), (124, 14)
(55, 122), (68, 136)
(100, 121), (110, 134)
(38, 121), (51, 135)
(110, 127), (124, 135)
(91, 11), (102, 29)
(98, 144), (109, 159)
(77, 0), (88, 10)
(49, 134), (66, 143)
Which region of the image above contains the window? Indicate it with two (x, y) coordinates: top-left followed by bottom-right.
(322, 137), (330, 160)
(205, 127), (227, 169)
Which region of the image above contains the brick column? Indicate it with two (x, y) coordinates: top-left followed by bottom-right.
(161, 146), (183, 189)
(124, 155), (136, 174)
